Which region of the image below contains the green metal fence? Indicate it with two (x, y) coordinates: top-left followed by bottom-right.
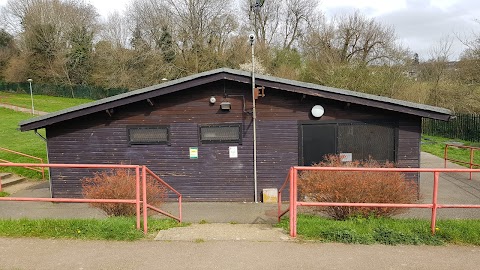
(422, 114), (480, 142)
(0, 82), (128, 100)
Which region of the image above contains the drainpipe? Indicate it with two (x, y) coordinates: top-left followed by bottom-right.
(250, 35), (258, 203)
(34, 129), (46, 142)
(35, 129), (52, 198)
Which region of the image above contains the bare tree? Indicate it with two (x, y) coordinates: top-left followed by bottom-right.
(3, 0), (99, 86)
(281, 0), (317, 50)
(332, 11), (399, 65)
(424, 36), (453, 106)
(99, 11), (131, 49)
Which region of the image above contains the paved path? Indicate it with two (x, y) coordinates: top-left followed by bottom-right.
(0, 103), (48, 115)
(0, 237), (479, 270)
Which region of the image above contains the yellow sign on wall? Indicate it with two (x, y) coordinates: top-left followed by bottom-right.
(189, 147), (198, 159)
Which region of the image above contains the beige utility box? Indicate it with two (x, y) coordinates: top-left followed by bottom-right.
(262, 188), (278, 203)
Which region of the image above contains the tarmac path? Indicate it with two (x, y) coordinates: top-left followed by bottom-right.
(0, 237), (479, 270)
(0, 103), (48, 115)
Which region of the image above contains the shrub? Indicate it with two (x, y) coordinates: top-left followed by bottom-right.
(298, 155), (418, 220)
(82, 168), (167, 216)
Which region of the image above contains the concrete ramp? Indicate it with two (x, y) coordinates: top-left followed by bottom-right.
(155, 223), (290, 242)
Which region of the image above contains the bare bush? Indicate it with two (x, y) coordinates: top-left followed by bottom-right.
(298, 155), (418, 220)
(82, 168), (167, 216)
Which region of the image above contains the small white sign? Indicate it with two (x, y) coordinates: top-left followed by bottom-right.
(189, 147), (198, 159)
(229, 146), (238, 158)
(340, 153), (352, 162)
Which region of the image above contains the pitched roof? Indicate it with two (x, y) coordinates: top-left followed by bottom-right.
(19, 68), (452, 131)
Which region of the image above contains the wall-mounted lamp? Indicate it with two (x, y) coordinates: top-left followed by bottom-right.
(311, 105), (325, 118)
(220, 101), (231, 111)
(209, 96), (216, 104)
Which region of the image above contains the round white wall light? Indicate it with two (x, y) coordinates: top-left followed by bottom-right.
(311, 105), (325, 118)
(209, 96), (216, 104)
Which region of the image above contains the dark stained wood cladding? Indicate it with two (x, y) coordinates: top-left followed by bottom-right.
(396, 117), (422, 184)
(46, 80), (422, 201)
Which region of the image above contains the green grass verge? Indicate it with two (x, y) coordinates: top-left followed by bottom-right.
(0, 191), (10, 197)
(0, 217), (185, 241)
(421, 135), (480, 167)
(277, 215), (480, 245)
(0, 91), (93, 112)
(0, 108), (47, 179)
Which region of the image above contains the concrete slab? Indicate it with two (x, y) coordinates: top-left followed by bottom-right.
(154, 223), (290, 242)
(157, 202), (283, 224)
(397, 152), (480, 219)
(0, 181), (106, 219)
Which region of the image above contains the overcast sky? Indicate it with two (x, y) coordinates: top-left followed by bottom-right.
(1, 0), (478, 60)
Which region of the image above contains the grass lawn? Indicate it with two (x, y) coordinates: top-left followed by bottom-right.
(0, 91), (93, 113)
(0, 93), (92, 179)
(0, 217), (185, 241)
(0, 108), (47, 179)
(421, 135), (480, 167)
(278, 215), (480, 245)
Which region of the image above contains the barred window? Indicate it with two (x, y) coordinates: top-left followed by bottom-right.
(128, 126), (169, 145)
(337, 123), (396, 162)
(199, 124), (242, 144)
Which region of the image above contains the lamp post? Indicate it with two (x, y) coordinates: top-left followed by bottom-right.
(27, 78), (34, 115)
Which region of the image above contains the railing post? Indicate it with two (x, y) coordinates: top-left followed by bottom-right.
(40, 159), (45, 180)
(178, 195), (182, 223)
(289, 167), (295, 237)
(292, 167), (298, 237)
(142, 166), (148, 234)
(470, 148), (474, 180)
(277, 189), (282, 222)
(135, 166), (141, 230)
(431, 171), (439, 235)
(444, 145), (448, 168)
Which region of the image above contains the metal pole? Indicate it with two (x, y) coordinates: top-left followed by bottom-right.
(28, 79), (34, 115)
(470, 148), (474, 180)
(431, 171), (439, 235)
(135, 166), (141, 230)
(142, 166), (148, 234)
(251, 36), (258, 203)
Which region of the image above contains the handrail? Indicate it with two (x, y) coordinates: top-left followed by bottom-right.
(444, 144), (480, 180)
(144, 167), (182, 225)
(277, 168), (292, 222)
(0, 162), (182, 235)
(279, 166), (480, 238)
(0, 147), (45, 180)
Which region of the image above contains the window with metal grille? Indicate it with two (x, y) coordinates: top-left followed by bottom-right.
(128, 126), (169, 145)
(199, 124), (242, 144)
(337, 123), (395, 162)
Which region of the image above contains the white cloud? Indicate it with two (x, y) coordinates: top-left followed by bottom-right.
(321, 0), (480, 60)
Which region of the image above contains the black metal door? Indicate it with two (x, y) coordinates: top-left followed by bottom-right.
(301, 124), (336, 165)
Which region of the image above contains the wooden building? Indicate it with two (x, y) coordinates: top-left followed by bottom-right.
(19, 68), (452, 201)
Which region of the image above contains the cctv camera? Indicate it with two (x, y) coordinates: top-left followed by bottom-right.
(248, 34), (255, 45)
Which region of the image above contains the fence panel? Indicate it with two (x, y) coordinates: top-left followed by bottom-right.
(0, 82), (128, 100)
(422, 114), (480, 142)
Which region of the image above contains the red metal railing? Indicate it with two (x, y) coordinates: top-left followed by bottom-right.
(0, 147), (45, 182)
(278, 167), (480, 238)
(142, 166), (182, 233)
(0, 163), (182, 234)
(444, 144), (480, 180)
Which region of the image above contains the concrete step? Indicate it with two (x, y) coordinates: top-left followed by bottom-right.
(0, 173), (26, 187)
(0, 172), (13, 179)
